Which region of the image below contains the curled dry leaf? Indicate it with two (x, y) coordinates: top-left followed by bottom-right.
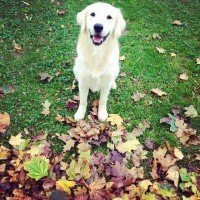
(0, 112), (10, 134)
(131, 92), (146, 102)
(179, 73), (188, 81)
(151, 88), (167, 96)
(13, 40), (23, 52)
(39, 72), (53, 82)
(173, 20), (182, 26)
(153, 33), (161, 39)
(57, 10), (66, 15)
(156, 47), (166, 54)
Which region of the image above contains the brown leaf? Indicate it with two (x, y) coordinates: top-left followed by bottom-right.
(0, 146), (10, 160)
(0, 112), (10, 134)
(179, 73), (188, 81)
(166, 165), (179, 187)
(39, 72), (53, 82)
(55, 114), (65, 123)
(131, 92), (146, 102)
(151, 88), (167, 96)
(173, 20), (183, 26)
(57, 9), (66, 15)
(13, 40), (23, 52)
(0, 163), (6, 172)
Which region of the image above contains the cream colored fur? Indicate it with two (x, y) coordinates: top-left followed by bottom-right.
(73, 2), (126, 121)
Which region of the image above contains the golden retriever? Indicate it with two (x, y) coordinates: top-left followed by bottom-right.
(73, 2), (126, 121)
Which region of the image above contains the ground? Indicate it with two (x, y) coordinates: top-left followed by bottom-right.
(0, 0), (199, 199)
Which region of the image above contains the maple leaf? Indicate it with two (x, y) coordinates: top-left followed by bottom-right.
(151, 88), (167, 96)
(173, 20), (183, 25)
(184, 105), (198, 118)
(139, 179), (152, 191)
(196, 58), (200, 65)
(0, 112), (10, 133)
(153, 33), (161, 39)
(144, 138), (155, 150)
(116, 137), (140, 153)
(0, 146), (10, 160)
(56, 180), (75, 194)
(131, 92), (146, 102)
(27, 145), (41, 156)
(156, 47), (166, 54)
(41, 100), (51, 116)
(119, 55), (125, 61)
(39, 72), (53, 82)
(166, 165), (179, 187)
(107, 114), (125, 129)
(9, 133), (29, 150)
(89, 177), (106, 191)
(179, 73), (188, 81)
(24, 156), (49, 181)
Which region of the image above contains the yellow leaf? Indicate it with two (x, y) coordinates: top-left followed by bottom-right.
(27, 146), (41, 156)
(107, 114), (125, 129)
(170, 52), (177, 57)
(116, 138), (140, 153)
(174, 148), (184, 160)
(139, 179), (152, 191)
(9, 133), (25, 147)
(56, 180), (75, 194)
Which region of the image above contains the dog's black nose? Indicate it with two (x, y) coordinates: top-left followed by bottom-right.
(94, 23), (103, 33)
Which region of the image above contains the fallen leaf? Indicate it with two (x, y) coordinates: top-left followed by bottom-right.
(151, 88), (167, 96)
(56, 180), (75, 194)
(153, 33), (161, 39)
(107, 114), (125, 129)
(9, 133), (26, 148)
(173, 20), (182, 25)
(144, 138), (155, 150)
(196, 58), (200, 65)
(184, 105), (198, 118)
(39, 72), (53, 82)
(131, 92), (146, 102)
(166, 165), (179, 187)
(13, 40), (23, 52)
(0, 163), (6, 172)
(0, 146), (10, 160)
(170, 53), (177, 57)
(0, 112), (10, 133)
(116, 138), (140, 153)
(89, 177), (106, 191)
(119, 72), (127, 77)
(156, 47), (166, 54)
(66, 99), (79, 110)
(139, 179), (152, 191)
(41, 100), (51, 116)
(57, 10), (66, 15)
(119, 55), (125, 61)
(55, 114), (65, 122)
(179, 73), (188, 81)
(24, 156), (49, 181)
(174, 148), (184, 160)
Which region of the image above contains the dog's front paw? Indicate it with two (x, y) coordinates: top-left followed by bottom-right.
(74, 109), (85, 121)
(98, 109), (108, 121)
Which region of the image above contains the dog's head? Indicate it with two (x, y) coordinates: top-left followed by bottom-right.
(77, 2), (126, 46)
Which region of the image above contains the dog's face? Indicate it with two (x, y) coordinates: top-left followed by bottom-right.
(77, 2), (126, 46)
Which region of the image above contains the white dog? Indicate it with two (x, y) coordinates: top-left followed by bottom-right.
(73, 2), (126, 121)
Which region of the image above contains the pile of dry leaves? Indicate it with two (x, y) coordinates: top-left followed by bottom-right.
(0, 102), (199, 200)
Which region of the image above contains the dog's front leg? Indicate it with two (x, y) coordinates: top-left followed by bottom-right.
(74, 81), (89, 121)
(98, 86), (111, 121)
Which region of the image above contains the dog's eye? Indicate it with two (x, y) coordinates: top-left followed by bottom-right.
(90, 12), (95, 17)
(107, 15), (112, 19)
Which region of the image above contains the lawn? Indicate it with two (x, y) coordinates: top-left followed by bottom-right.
(0, 0), (199, 199)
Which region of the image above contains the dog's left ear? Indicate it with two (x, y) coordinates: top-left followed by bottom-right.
(114, 9), (126, 38)
(77, 8), (87, 32)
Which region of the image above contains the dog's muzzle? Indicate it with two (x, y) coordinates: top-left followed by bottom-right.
(90, 33), (109, 46)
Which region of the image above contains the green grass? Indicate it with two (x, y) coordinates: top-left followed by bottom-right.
(0, 0), (199, 153)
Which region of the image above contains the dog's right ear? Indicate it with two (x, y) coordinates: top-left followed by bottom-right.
(77, 8), (87, 32)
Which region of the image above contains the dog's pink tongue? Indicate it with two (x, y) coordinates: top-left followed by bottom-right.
(93, 35), (103, 43)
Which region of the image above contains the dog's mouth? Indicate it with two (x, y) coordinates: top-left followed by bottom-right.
(90, 34), (109, 46)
